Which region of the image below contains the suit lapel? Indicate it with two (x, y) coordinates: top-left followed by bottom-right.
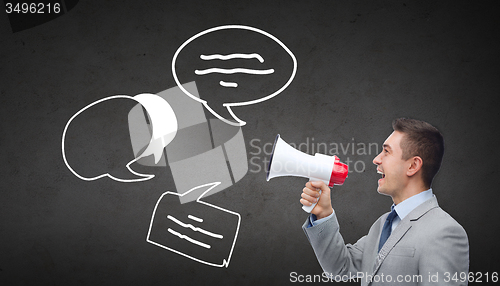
(371, 196), (439, 275)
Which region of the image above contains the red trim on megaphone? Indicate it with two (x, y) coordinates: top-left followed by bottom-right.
(329, 155), (348, 187)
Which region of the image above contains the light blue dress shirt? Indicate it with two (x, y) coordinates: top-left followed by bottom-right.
(308, 189), (434, 229)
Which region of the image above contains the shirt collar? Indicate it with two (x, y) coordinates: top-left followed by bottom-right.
(392, 188), (433, 220)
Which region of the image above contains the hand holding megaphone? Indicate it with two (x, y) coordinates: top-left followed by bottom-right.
(266, 134), (348, 213)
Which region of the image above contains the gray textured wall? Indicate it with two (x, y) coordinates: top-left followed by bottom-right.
(1, 0), (499, 285)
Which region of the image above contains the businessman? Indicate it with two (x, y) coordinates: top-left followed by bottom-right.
(301, 118), (469, 285)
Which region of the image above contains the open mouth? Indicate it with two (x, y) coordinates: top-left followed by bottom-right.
(377, 169), (385, 179)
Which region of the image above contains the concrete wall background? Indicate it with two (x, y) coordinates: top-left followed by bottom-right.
(1, 1), (499, 285)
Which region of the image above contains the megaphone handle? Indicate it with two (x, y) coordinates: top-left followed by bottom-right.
(303, 177), (329, 213)
(302, 189), (321, 213)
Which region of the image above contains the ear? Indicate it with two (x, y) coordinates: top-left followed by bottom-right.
(407, 156), (423, 177)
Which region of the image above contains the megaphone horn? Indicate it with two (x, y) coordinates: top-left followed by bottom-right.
(266, 134), (348, 213)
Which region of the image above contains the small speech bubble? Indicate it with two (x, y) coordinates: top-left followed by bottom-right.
(62, 93), (177, 182)
(147, 182), (241, 268)
(172, 25), (297, 126)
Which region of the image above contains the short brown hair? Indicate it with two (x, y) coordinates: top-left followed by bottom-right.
(392, 118), (444, 188)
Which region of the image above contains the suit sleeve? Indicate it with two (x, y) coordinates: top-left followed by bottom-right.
(302, 213), (365, 276)
(417, 218), (469, 286)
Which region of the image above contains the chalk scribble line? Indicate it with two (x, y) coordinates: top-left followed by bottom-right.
(167, 215), (223, 239)
(167, 228), (211, 249)
(195, 68), (274, 75)
(200, 53), (265, 63)
(219, 81), (238, 88)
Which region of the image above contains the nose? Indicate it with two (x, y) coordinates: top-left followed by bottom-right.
(373, 152), (382, 166)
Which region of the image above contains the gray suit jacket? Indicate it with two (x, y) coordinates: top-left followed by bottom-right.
(302, 196), (469, 285)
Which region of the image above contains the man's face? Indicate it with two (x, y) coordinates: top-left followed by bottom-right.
(373, 131), (409, 198)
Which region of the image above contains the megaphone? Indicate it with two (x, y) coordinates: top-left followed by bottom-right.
(266, 134), (348, 213)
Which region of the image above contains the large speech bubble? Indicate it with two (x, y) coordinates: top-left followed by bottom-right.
(62, 93), (177, 182)
(172, 25), (297, 126)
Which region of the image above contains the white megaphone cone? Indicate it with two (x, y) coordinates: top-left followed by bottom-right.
(266, 134), (348, 213)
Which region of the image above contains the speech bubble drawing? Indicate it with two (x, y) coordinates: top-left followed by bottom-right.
(172, 25), (297, 126)
(147, 182), (241, 268)
(62, 93), (177, 182)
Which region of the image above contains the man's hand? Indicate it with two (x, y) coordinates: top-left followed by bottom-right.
(300, 181), (333, 220)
